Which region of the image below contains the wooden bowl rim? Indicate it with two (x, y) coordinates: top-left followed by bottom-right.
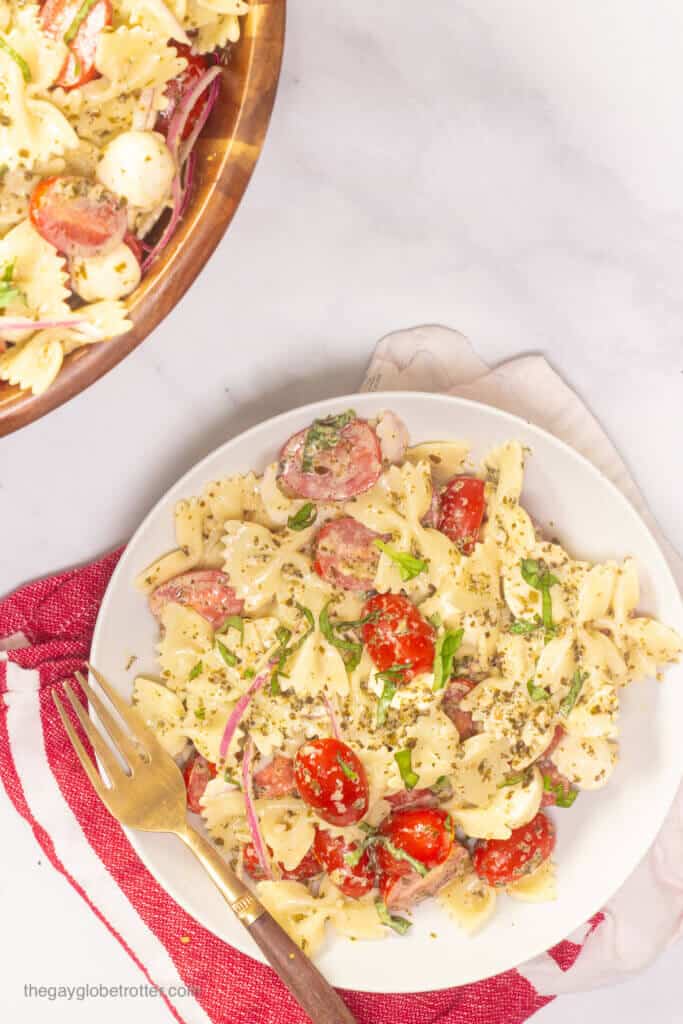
(0, 2), (286, 437)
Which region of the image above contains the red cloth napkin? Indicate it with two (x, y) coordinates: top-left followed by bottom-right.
(1, 549), (588, 1024)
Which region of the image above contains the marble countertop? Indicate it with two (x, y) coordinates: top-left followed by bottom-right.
(2, 1), (681, 1021)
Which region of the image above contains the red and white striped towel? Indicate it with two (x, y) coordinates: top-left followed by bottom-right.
(1, 328), (681, 1024)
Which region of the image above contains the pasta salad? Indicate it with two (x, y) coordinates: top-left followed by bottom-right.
(0, 0), (249, 395)
(134, 409), (682, 953)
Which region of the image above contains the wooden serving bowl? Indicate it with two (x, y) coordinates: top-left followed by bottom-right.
(0, 0), (286, 437)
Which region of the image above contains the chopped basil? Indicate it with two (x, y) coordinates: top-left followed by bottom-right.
(381, 837), (429, 877)
(188, 661), (203, 681)
(319, 602), (364, 672)
(526, 678), (550, 702)
(509, 617), (544, 635)
(543, 773), (578, 808)
(375, 900), (412, 935)
(375, 663), (411, 726)
(432, 628), (464, 691)
(216, 640), (238, 668)
(0, 37), (31, 82)
(430, 775), (453, 799)
(559, 669), (588, 718)
(336, 754), (359, 782)
(343, 844), (365, 868)
(287, 502), (317, 531)
(497, 772), (527, 788)
(394, 748), (419, 789)
(218, 615), (244, 639)
(374, 540), (428, 582)
(301, 409), (356, 473)
(427, 612), (442, 629)
(520, 558), (560, 639)
(270, 610), (314, 694)
(376, 676), (397, 727)
(244, 667), (256, 679)
(63, 0), (100, 45)
(0, 261), (23, 308)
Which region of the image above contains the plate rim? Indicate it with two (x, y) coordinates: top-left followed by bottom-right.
(91, 390), (683, 992)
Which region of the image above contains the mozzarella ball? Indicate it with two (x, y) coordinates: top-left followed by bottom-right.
(70, 241), (141, 302)
(97, 131), (175, 211)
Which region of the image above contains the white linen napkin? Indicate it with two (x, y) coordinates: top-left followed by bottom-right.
(362, 324), (683, 996)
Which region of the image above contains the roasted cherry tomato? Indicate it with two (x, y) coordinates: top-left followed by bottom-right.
(243, 842), (321, 882)
(156, 43), (211, 141)
(294, 738), (369, 827)
(441, 676), (478, 740)
(437, 476), (486, 555)
(542, 724), (565, 759)
(253, 755), (298, 798)
(183, 751), (216, 814)
(29, 176), (127, 259)
(313, 829), (376, 899)
(41, 0), (112, 90)
(473, 811), (556, 887)
(361, 593), (436, 683)
(376, 807), (454, 884)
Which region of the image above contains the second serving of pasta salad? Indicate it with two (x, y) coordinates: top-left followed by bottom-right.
(134, 409), (682, 953)
(0, 0), (249, 395)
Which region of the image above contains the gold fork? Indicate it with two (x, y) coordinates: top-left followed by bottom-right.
(53, 665), (357, 1024)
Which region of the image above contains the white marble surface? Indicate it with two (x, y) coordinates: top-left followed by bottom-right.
(2, 1), (682, 1020)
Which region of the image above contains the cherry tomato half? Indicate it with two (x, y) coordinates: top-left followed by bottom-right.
(472, 811), (556, 887)
(41, 0), (112, 90)
(243, 842), (321, 882)
(376, 807), (454, 882)
(29, 176), (127, 259)
(437, 476), (486, 555)
(156, 43), (211, 141)
(361, 593), (436, 683)
(183, 751), (216, 814)
(294, 738), (369, 827)
(313, 830), (376, 899)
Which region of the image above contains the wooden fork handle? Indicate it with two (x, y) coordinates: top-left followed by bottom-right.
(178, 824), (357, 1024)
(248, 913), (357, 1024)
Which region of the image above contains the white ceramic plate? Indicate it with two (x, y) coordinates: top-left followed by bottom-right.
(91, 392), (683, 993)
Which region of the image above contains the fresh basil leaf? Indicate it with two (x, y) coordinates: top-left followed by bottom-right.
(375, 900), (412, 935)
(244, 667), (256, 680)
(394, 749), (419, 790)
(559, 669), (588, 717)
(381, 837), (429, 877)
(0, 37), (31, 81)
(520, 559), (559, 591)
(336, 753), (359, 782)
(497, 772), (527, 789)
(319, 602), (363, 670)
(376, 676), (398, 727)
(188, 661), (203, 681)
(509, 618), (543, 635)
(374, 540), (428, 582)
(216, 639), (238, 667)
(427, 612), (442, 629)
(63, 0), (100, 44)
(432, 628), (464, 691)
(527, 678), (550, 702)
(343, 844), (366, 868)
(301, 409), (356, 472)
(555, 787), (579, 808)
(219, 615), (244, 638)
(287, 502), (317, 531)
(295, 603), (315, 632)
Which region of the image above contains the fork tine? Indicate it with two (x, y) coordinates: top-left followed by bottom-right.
(62, 682), (128, 787)
(74, 671), (146, 770)
(84, 663), (169, 760)
(52, 690), (108, 801)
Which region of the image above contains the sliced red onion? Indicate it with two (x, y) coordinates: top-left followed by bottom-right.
(322, 694), (342, 740)
(177, 149), (197, 219)
(218, 669), (269, 761)
(140, 175), (184, 273)
(166, 65), (221, 161)
(0, 316), (89, 334)
(178, 74), (221, 166)
(242, 737), (272, 880)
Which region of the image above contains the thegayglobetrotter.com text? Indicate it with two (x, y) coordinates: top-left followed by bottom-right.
(23, 982), (200, 1001)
